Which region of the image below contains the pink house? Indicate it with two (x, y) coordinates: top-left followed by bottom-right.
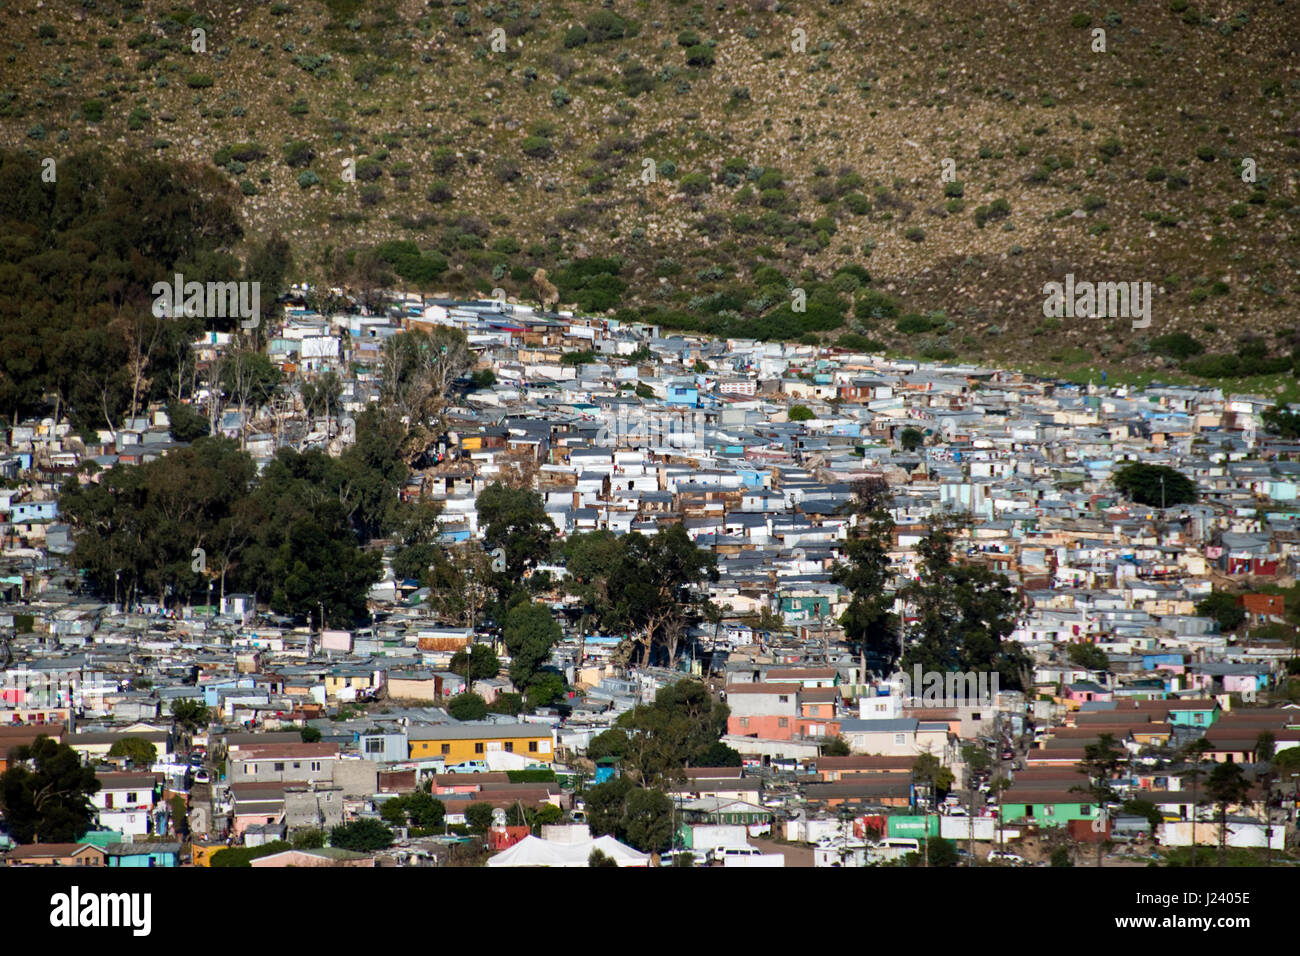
(1065, 682), (1113, 704)
(726, 683), (841, 741)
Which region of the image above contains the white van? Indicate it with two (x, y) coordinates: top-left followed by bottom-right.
(707, 845), (762, 864)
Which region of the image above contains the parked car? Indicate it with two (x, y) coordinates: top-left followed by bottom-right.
(445, 760), (489, 774)
(192, 769), (210, 784)
(1000, 749), (1015, 761)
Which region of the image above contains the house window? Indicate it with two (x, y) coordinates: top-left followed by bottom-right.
(505, 742), (514, 753)
(740, 717), (749, 728)
(441, 744), (451, 755)
(292, 762), (300, 769)
(127, 792), (138, 803)
(365, 738), (384, 754)
(274, 762), (285, 772)
(779, 695), (789, 703)
(528, 742), (538, 753)
(475, 743), (484, 754)
(1043, 806), (1054, 816)
(245, 764), (254, 774)
(310, 762), (321, 772)
(1194, 714), (1205, 724)
(778, 718), (788, 728)
(894, 734), (905, 745)
(1081, 805), (1091, 815)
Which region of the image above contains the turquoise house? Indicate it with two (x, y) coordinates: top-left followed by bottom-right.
(105, 842), (182, 867)
(1165, 701), (1220, 729)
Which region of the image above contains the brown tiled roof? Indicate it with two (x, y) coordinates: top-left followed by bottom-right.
(95, 771), (158, 789)
(5, 842), (103, 859)
(726, 683), (799, 694)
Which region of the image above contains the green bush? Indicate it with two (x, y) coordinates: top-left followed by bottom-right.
(585, 11), (632, 43)
(521, 136), (553, 159)
(1150, 332), (1204, 361)
(186, 73), (214, 89)
(685, 44), (715, 67)
(896, 313), (944, 335)
(283, 140), (315, 167)
(679, 172), (711, 195)
(211, 841), (290, 867)
(854, 290), (900, 321)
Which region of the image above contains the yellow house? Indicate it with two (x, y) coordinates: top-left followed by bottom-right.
(322, 667), (378, 700)
(408, 723), (554, 764)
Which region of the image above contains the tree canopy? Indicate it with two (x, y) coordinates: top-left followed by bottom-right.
(1113, 464), (1197, 508)
(900, 521), (1030, 690)
(0, 735), (100, 844)
(614, 679), (729, 787)
(832, 478), (900, 673)
(107, 737), (158, 768)
(59, 406), (416, 621)
(502, 600), (563, 691)
(0, 149), (257, 435)
(329, 818), (394, 852)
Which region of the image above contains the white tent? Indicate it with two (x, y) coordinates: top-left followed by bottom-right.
(485, 834), (650, 868)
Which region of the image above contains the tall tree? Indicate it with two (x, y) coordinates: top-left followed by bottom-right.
(900, 520), (1030, 690)
(477, 483), (556, 597)
(502, 600), (562, 691)
(380, 327), (472, 463)
(1255, 732), (1277, 866)
(831, 477), (899, 672)
(1073, 733), (1125, 867)
(1205, 761), (1251, 867)
(1113, 464), (1198, 508)
(1179, 738), (1212, 867)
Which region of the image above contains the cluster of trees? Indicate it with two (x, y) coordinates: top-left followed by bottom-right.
(0, 149), (291, 436)
(378, 791), (446, 831)
(564, 524), (718, 667)
(580, 681), (737, 855)
(59, 405), (428, 624)
(586, 680), (735, 785)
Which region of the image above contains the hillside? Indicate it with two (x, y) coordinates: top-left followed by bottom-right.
(1, 0), (1298, 381)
